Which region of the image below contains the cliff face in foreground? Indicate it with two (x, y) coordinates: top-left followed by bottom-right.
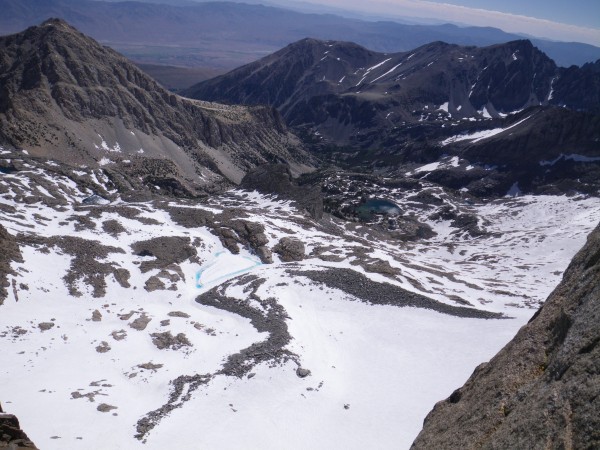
(412, 223), (600, 449)
(0, 405), (38, 449)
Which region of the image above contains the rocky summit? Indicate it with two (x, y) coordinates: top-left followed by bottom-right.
(0, 19), (313, 191)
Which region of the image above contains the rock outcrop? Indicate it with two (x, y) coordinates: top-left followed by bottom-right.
(0, 19), (313, 190)
(273, 237), (306, 262)
(411, 223), (600, 449)
(0, 224), (22, 304)
(240, 163), (323, 219)
(0, 404), (38, 449)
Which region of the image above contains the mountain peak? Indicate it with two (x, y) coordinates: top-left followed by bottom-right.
(509, 38), (534, 47)
(41, 17), (70, 28)
(491, 39), (539, 56)
(0, 19), (310, 185)
(36, 17), (81, 37)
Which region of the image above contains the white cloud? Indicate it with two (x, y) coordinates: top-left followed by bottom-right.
(322, 0), (600, 46)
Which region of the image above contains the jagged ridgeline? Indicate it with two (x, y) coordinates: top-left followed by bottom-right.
(186, 38), (600, 196)
(185, 38), (600, 129)
(0, 19), (314, 193)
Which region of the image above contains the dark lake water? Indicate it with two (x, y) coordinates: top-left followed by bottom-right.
(0, 166), (16, 174)
(355, 199), (401, 220)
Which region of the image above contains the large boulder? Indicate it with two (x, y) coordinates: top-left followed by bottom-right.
(273, 237), (305, 262)
(411, 223), (600, 449)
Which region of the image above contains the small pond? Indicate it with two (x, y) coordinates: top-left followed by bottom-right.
(195, 250), (262, 288)
(0, 165), (17, 174)
(355, 198), (401, 221)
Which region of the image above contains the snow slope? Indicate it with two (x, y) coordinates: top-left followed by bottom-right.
(1, 151), (599, 449)
(440, 114), (532, 146)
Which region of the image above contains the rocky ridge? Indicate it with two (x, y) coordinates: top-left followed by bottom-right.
(186, 38), (600, 197)
(412, 223), (600, 449)
(186, 38), (570, 123)
(0, 19), (313, 191)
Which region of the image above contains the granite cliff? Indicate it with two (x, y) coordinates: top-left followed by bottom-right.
(412, 223), (600, 449)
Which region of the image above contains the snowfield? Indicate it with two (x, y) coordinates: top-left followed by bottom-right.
(440, 114), (532, 145)
(1, 151), (600, 449)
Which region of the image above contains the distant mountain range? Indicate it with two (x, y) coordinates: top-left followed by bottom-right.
(186, 38), (599, 123)
(0, 0), (599, 69)
(1, 18), (598, 198)
(186, 37), (600, 197)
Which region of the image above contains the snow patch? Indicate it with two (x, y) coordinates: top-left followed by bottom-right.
(548, 76), (558, 101)
(441, 115), (532, 146)
(506, 182), (522, 197)
(370, 63), (403, 83)
(479, 106), (492, 119)
(406, 156), (460, 175)
(95, 135), (122, 153)
(363, 58), (392, 79)
(540, 153), (600, 166)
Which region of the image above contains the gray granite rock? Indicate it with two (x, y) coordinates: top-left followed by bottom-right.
(412, 223), (600, 450)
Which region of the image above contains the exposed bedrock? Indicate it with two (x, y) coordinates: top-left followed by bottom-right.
(0, 224), (22, 304)
(412, 223), (600, 449)
(240, 163), (323, 220)
(0, 404), (38, 449)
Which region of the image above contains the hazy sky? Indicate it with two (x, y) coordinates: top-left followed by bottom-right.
(300, 0), (600, 46)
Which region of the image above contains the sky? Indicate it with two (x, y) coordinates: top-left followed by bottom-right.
(285, 0), (600, 46)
